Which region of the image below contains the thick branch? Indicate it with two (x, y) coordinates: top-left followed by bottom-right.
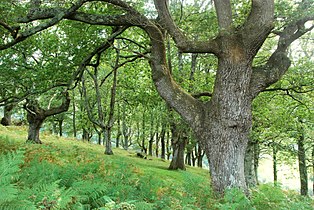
(44, 92), (71, 117)
(0, 0), (86, 51)
(250, 14), (314, 97)
(143, 23), (205, 129)
(213, 0), (233, 31)
(242, 0), (274, 56)
(154, 0), (219, 54)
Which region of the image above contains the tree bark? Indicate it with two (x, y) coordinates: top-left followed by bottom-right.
(58, 118), (63, 137)
(148, 112), (154, 156)
(72, 89), (77, 138)
(196, 144), (204, 168)
(27, 114), (44, 144)
(104, 128), (113, 155)
(160, 123), (166, 159)
(272, 144), (278, 184)
(298, 123), (308, 196)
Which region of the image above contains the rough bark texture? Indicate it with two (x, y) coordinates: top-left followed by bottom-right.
(27, 114), (44, 144)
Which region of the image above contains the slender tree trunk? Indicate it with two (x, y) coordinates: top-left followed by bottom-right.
(104, 128), (113, 155)
(58, 119), (63, 137)
(148, 113), (154, 156)
(196, 144), (204, 168)
(72, 90), (77, 138)
(155, 120), (160, 157)
(1, 104), (14, 126)
(298, 127), (308, 196)
(82, 128), (89, 141)
(185, 146), (192, 166)
(273, 144), (278, 184)
(166, 130), (171, 160)
(141, 110), (147, 153)
(160, 123), (166, 159)
(98, 131), (102, 145)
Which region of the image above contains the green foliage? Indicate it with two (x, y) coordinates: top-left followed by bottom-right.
(251, 184), (313, 210)
(215, 188), (252, 210)
(0, 149), (36, 210)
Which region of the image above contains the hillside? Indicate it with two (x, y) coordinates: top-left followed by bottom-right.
(0, 125), (313, 210)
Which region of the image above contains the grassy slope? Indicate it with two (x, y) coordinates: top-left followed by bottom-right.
(1, 125), (313, 210)
(0, 125), (213, 209)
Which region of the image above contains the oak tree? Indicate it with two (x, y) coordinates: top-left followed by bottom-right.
(0, 0), (313, 195)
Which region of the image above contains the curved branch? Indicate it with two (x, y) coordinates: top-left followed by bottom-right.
(154, 0), (219, 54)
(143, 23), (205, 129)
(0, 0), (86, 51)
(68, 26), (128, 89)
(242, 0), (274, 56)
(250, 13), (314, 97)
(44, 92), (71, 117)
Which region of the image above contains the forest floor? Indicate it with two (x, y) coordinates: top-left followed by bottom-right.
(0, 125), (313, 209)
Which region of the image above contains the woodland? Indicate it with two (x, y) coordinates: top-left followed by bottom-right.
(0, 0), (313, 209)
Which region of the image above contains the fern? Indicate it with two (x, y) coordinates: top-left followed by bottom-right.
(19, 180), (77, 209)
(0, 200), (36, 210)
(0, 150), (24, 201)
(0, 150), (37, 209)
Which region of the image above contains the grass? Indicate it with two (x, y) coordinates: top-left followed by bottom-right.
(0, 125), (313, 209)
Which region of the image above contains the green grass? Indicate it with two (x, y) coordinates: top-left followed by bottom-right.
(0, 125), (313, 209)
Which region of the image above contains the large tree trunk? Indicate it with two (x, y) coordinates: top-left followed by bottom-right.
(298, 126), (308, 196)
(198, 55), (252, 194)
(27, 114), (44, 144)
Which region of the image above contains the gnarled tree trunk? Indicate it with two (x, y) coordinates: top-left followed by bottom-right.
(24, 92), (70, 144)
(27, 114), (44, 144)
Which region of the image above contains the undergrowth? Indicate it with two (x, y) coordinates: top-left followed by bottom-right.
(0, 126), (313, 209)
